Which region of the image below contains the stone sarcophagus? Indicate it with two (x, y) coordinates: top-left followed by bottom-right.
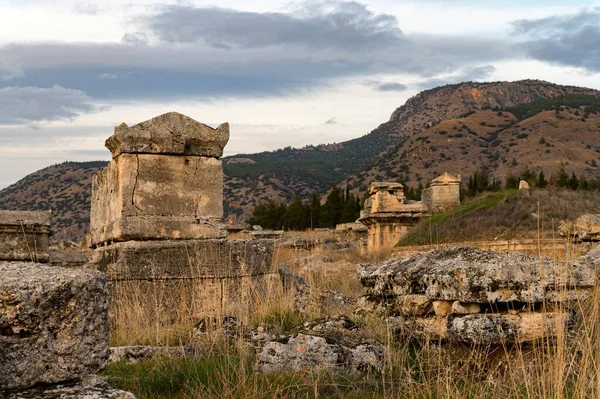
(90, 112), (229, 247)
(0, 210), (51, 263)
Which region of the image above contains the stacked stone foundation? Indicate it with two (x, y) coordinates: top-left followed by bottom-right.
(0, 210), (51, 263)
(359, 245), (598, 346)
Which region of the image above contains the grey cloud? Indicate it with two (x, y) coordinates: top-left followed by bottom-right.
(513, 8), (600, 71)
(142, 2), (402, 50)
(325, 118), (338, 124)
(0, 2), (516, 111)
(364, 79), (407, 92)
(416, 65), (496, 89)
(0, 85), (97, 125)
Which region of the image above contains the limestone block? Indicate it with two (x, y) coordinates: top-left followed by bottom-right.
(0, 211), (50, 263)
(432, 301), (453, 316)
(519, 180), (530, 190)
(447, 312), (571, 345)
(358, 246), (595, 303)
(451, 301), (480, 314)
(393, 295), (432, 315)
(90, 239), (274, 280)
(0, 262), (109, 391)
(559, 214), (600, 241)
(106, 112), (229, 159)
(8, 377), (136, 399)
(90, 154), (225, 246)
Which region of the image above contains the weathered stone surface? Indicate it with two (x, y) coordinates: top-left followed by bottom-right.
(90, 154), (225, 246)
(106, 112), (229, 159)
(451, 301), (481, 314)
(257, 316), (383, 373)
(559, 214), (600, 241)
(393, 295), (432, 315)
(0, 262), (109, 391)
(0, 210), (51, 262)
(7, 378), (136, 399)
(90, 239), (274, 279)
(390, 311), (571, 344)
(49, 251), (91, 268)
(358, 246), (595, 303)
(432, 301), (453, 316)
(519, 180), (530, 190)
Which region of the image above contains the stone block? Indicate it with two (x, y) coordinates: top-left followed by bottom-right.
(0, 262), (109, 391)
(451, 301), (481, 314)
(90, 154), (225, 246)
(358, 246), (596, 303)
(106, 112), (229, 159)
(90, 239), (274, 280)
(0, 211), (50, 263)
(559, 214), (600, 241)
(393, 295), (432, 315)
(432, 301), (453, 316)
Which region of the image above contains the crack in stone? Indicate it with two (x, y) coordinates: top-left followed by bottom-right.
(131, 154), (147, 215)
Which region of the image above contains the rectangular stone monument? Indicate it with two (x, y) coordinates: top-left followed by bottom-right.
(0, 210), (51, 263)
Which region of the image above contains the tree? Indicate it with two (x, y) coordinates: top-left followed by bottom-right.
(505, 172), (519, 190)
(569, 172), (580, 190)
(309, 193), (321, 229)
(282, 196), (309, 230)
(248, 200), (286, 229)
(320, 186), (345, 228)
(556, 166), (569, 188)
(538, 170), (548, 188)
(341, 194), (361, 223)
(520, 169), (537, 187)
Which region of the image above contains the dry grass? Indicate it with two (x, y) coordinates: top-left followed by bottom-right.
(106, 234), (600, 399)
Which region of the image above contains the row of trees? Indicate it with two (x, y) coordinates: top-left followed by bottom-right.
(248, 186), (361, 230)
(462, 166), (600, 198)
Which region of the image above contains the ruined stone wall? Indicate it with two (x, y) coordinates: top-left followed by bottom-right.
(371, 190), (405, 213)
(367, 222), (410, 253)
(0, 210), (50, 262)
(422, 184), (460, 213)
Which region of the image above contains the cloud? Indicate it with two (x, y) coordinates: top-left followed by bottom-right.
(0, 1), (516, 108)
(364, 79), (408, 92)
(0, 85), (96, 125)
(416, 65), (496, 89)
(141, 2), (402, 50)
(512, 7), (600, 71)
(325, 118), (338, 124)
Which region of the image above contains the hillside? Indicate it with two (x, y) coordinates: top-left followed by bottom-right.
(398, 189), (600, 246)
(1, 80), (599, 243)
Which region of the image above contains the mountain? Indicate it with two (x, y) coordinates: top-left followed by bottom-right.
(1, 80), (599, 243)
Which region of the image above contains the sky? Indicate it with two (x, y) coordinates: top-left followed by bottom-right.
(1, 0), (600, 189)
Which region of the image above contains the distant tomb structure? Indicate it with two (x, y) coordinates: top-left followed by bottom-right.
(88, 112), (275, 316)
(358, 173), (461, 253)
(0, 210), (51, 263)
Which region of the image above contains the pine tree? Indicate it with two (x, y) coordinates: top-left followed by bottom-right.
(557, 166), (569, 188)
(309, 193), (321, 229)
(569, 172), (580, 190)
(538, 170), (548, 188)
(320, 186), (344, 228)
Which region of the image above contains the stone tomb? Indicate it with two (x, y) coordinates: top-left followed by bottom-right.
(89, 112), (276, 316)
(358, 173), (461, 253)
(90, 112), (229, 246)
(358, 246), (598, 345)
(0, 210), (51, 263)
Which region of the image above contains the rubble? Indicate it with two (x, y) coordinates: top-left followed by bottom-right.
(559, 214), (600, 242)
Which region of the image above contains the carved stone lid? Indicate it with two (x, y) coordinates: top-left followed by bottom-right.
(429, 172), (461, 186)
(0, 210), (51, 226)
(368, 182), (404, 195)
(105, 112), (229, 159)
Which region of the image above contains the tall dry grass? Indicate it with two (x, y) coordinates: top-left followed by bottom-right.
(107, 223), (600, 398)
